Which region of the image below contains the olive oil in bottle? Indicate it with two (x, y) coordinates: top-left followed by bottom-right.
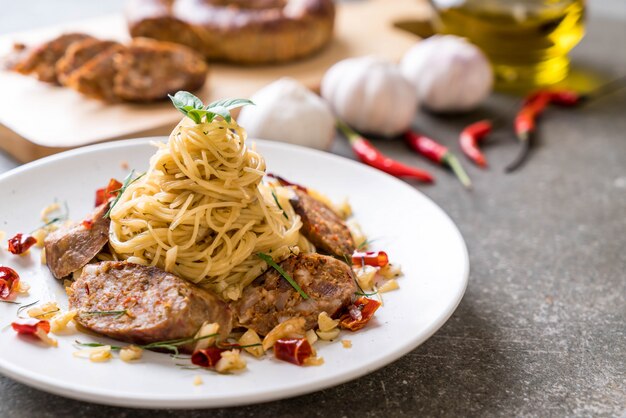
(430, 0), (586, 90)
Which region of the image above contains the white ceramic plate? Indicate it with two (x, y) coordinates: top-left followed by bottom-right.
(0, 138), (468, 409)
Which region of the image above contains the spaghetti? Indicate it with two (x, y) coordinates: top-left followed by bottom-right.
(109, 117), (305, 300)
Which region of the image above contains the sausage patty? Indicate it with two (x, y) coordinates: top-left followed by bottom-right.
(290, 190), (355, 258)
(70, 262), (232, 346)
(44, 203), (111, 279)
(232, 253), (357, 336)
(56, 38), (121, 86)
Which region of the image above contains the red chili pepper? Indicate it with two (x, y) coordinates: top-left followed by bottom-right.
(339, 297), (382, 331)
(404, 131), (471, 189)
(273, 338), (313, 366)
(95, 178), (123, 207)
(0, 266), (20, 300)
(352, 251), (389, 267)
(506, 92), (551, 173)
(266, 173), (307, 192)
(336, 121), (433, 183)
(11, 319), (50, 336)
(7, 233), (37, 255)
(191, 347), (226, 368)
(459, 120), (492, 168)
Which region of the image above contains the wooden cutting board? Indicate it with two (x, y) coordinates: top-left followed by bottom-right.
(0, 0), (429, 162)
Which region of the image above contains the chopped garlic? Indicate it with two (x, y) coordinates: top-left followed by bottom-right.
(194, 322), (220, 351)
(238, 329), (264, 358)
(317, 312), (339, 332)
(303, 356), (324, 366)
(193, 375), (203, 386)
(40, 203), (60, 221)
(40, 248), (46, 264)
(316, 328), (340, 341)
(335, 199), (352, 219)
(31, 228), (47, 248)
(305, 329), (318, 346)
(74, 346), (112, 362)
(263, 317), (305, 351)
(0, 230), (5, 242)
(120, 345), (143, 362)
(28, 302), (60, 320)
(50, 309), (77, 333)
(215, 350), (246, 373)
(354, 265), (377, 290)
(379, 263), (402, 279)
(341, 340), (352, 349)
(378, 279), (400, 293)
(34, 328), (58, 347)
(17, 281), (30, 295)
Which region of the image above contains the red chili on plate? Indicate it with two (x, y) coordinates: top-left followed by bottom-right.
(191, 347), (226, 368)
(273, 338), (313, 366)
(11, 319), (51, 336)
(0, 266), (20, 300)
(7, 233), (37, 255)
(352, 251), (389, 267)
(340, 297), (382, 331)
(95, 178), (123, 207)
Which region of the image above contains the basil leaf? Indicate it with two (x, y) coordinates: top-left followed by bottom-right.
(169, 91), (205, 123)
(206, 105), (232, 123)
(206, 98), (254, 111)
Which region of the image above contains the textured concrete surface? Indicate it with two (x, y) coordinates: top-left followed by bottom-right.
(0, 2), (625, 417)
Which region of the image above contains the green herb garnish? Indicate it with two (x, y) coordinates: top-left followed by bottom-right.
(257, 252), (309, 299)
(16, 300), (39, 317)
(104, 170), (145, 218)
(271, 189), (288, 219)
(0, 300), (20, 305)
(75, 333), (220, 356)
(168, 91), (254, 124)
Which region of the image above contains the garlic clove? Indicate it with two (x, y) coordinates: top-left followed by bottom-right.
(400, 35), (493, 113)
(237, 77), (335, 150)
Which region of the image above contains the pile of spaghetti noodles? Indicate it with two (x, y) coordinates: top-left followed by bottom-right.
(108, 116), (307, 300)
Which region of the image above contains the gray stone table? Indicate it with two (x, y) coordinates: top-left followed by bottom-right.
(0, 1), (625, 417)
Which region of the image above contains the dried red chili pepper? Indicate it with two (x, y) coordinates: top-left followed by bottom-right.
(266, 173), (307, 192)
(95, 178), (123, 207)
(81, 219), (94, 230)
(506, 92), (551, 173)
(337, 121), (433, 183)
(460, 120), (492, 168)
(339, 297), (382, 331)
(11, 319), (50, 335)
(273, 338), (313, 366)
(191, 347), (226, 368)
(0, 266), (20, 300)
(7, 233), (37, 255)
(404, 130), (471, 188)
(352, 251), (389, 267)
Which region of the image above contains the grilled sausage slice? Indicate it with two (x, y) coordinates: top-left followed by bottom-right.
(44, 203), (111, 279)
(56, 38), (121, 86)
(13, 33), (95, 83)
(70, 262), (232, 346)
(112, 37), (208, 102)
(290, 190), (355, 258)
(232, 253), (357, 336)
(64, 44), (126, 102)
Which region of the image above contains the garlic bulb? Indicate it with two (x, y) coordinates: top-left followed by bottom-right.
(400, 35), (493, 112)
(321, 56), (417, 137)
(237, 77), (335, 150)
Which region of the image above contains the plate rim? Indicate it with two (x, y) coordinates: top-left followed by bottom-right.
(0, 137), (469, 409)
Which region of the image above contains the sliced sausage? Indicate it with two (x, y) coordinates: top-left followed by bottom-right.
(63, 44), (126, 102)
(44, 203), (110, 279)
(232, 253), (357, 336)
(290, 189), (355, 258)
(56, 38), (121, 86)
(12, 33), (95, 83)
(112, 37), (208, 102)
(69, 262), (232, 347)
